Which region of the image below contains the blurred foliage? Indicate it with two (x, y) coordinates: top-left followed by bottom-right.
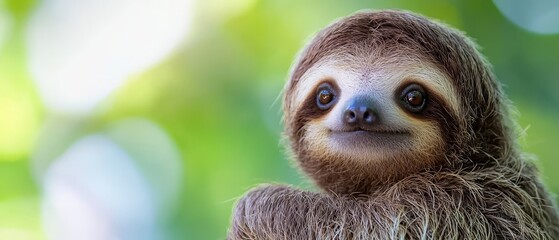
(0, 0), (558, 239)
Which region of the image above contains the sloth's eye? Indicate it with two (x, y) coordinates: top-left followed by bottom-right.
(400, 84), (426, 113)
(406, 90), (424, 106)
(318, 89), (333, 104)
(316, 83), (337, 110)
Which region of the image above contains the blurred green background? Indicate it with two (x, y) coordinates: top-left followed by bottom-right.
(0, 0), (558, 239)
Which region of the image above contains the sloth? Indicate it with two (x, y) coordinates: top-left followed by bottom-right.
(228, 10), (559, 239)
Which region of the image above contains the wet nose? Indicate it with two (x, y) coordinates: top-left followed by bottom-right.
(343, 96), (378, 127)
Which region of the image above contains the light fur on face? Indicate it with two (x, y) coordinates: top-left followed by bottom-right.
(292, 51), (459, 165)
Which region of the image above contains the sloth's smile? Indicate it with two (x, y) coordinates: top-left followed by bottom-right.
(330, 128), (410, 135)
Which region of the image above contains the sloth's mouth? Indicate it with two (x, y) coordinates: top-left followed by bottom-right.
(332, 128), (410, 135)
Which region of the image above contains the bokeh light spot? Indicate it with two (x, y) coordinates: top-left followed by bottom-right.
(42, 134), (159, 240)
(26, 0), (193, 113)
(494, 0), (559, 34)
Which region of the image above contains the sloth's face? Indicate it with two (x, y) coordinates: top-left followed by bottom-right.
(287, 51), (461, 171)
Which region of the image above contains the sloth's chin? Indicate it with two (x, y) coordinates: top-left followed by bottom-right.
(329, 129), (410, 148)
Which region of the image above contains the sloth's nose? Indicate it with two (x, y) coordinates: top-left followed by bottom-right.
(343, 96), (378, 127)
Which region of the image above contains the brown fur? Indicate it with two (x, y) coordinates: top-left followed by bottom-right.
(228, 10), (559, 239)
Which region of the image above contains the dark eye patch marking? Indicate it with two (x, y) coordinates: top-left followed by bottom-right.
(292, 80), (340, 141)
(395, 81), (460, 149)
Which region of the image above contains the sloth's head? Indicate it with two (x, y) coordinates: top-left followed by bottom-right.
(283, 10), (514, 194)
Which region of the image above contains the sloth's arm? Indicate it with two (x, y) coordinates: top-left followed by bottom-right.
(227, 179), (555, 239)
(227, 184), (386, 240)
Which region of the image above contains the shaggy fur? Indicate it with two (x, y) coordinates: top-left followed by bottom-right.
(228, 10), (559, 239)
